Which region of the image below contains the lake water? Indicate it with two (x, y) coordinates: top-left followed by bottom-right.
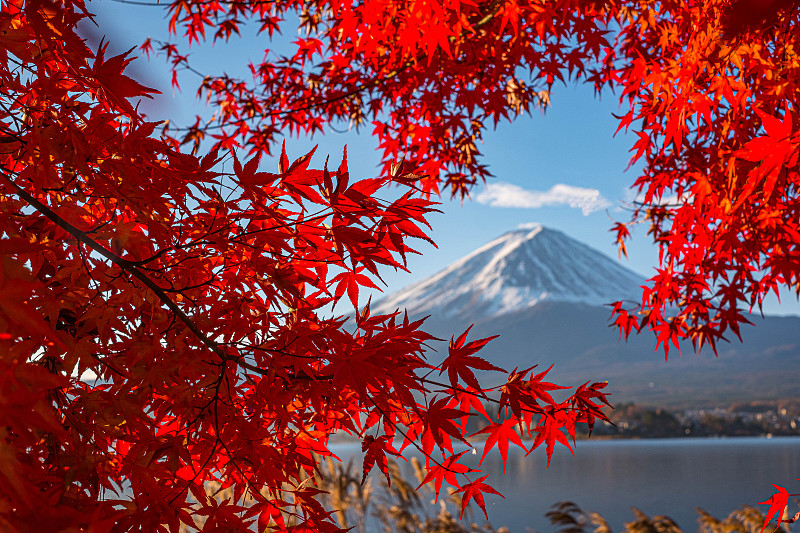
(332, 437), (800, 532)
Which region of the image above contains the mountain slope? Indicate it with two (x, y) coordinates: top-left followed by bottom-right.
(372, 226), (800, 408)
(422, 302), (800, 408)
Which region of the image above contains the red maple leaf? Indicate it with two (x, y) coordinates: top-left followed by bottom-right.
(759, 483), (800, 533)
(90, 40), (160, 115)
(472, 419), (526, 474)
(419, 396), (470, 456)
(528, 407), (575, 467)
(417, 451), (475, 502)
(456, 475), (503, 519)
(440, 326), (503, 390)
(570, 381), (611, 433)
(361, 435), (398, 485)
(449, 386), (493, 432)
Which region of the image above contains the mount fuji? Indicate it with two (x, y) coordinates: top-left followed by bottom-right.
(371, 224), (643, 320)
(371, 225), (800, 408)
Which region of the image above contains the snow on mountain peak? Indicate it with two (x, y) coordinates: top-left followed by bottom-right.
(370, 226), (645, 319)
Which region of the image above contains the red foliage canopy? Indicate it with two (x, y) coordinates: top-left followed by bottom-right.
(157, 0), (800, 357)
(1, 0), (798, 530)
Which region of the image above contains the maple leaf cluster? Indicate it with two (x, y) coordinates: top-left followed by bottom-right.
(3, 0), (800, 530)
(152, 0), (800, 527)
(0, 0), (612, 530)
(158, 0), (800, 363)
(158, 0), (614, 196)
(606, 0), (800, 361)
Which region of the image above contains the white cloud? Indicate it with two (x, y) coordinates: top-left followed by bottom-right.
(476, 182), (611, 215)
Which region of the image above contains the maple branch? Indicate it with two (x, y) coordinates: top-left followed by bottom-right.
(0, 168), (275, 377)
(420, 376), (606, 423)
(160, 0), (507, 135)
(366, 395), (476, 485)
(170, 68), (398, 134)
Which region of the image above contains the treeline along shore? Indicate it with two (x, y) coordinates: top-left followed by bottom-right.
(588, 401), (800, 439)
(459, 400), (800, 440)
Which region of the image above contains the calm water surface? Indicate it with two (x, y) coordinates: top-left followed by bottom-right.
(332, 437), (800, 532)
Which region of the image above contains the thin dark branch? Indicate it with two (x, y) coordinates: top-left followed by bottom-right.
(0, 168), (271, 376)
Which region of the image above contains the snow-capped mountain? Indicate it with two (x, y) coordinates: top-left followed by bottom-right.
(369, 225), (800, 408)
(371, 224), (644, 320)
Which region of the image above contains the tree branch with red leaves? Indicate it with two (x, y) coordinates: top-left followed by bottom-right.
(3, 0), (800, 530)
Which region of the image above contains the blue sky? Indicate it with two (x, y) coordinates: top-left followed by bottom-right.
(87, 0), (800, 317)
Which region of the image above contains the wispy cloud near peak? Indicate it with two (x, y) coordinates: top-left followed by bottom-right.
(476, 181), (611, 215)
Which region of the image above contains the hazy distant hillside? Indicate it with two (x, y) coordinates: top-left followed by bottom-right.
(371, 226), (800, 408)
